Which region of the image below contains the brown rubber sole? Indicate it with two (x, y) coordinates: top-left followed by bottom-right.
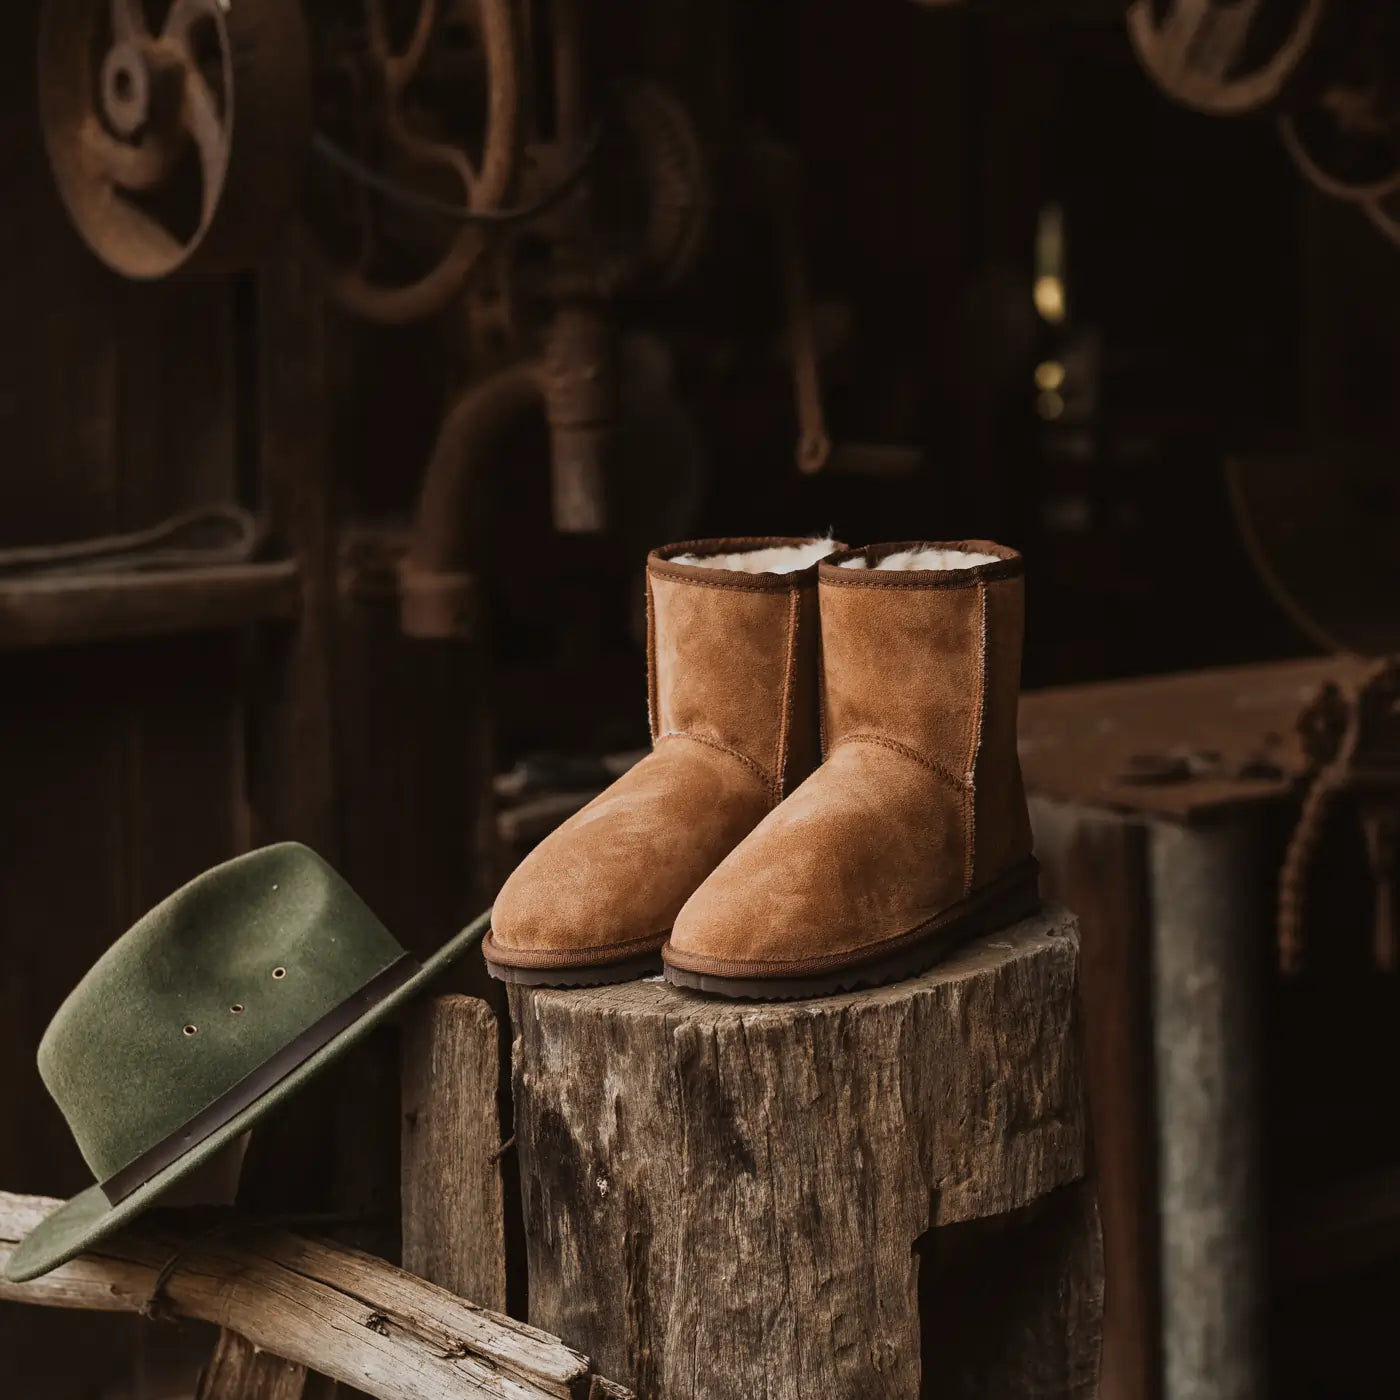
(483, 948), (664, 988)
(662, 860), (1041, 1001)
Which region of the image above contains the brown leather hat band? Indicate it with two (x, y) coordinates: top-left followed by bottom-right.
(99, 953), (422, 1206)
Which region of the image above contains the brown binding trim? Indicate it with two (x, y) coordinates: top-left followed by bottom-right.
(648, 537), (837, 591)
(819, 541), (1022, 588)
(99, 953), (422, 1205)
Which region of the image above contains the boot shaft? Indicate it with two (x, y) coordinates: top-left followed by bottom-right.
(646, 539), (833, 803)
(818, 542), (1031, 889)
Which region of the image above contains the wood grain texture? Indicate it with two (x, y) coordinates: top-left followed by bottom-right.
(509, 907), (1097, 1400)
(0, 1191), (633, 1400)
(1149, 819), (1265, 1400)
(0, 562), (299, 650)
(1032, 796), (1161, 1400)
(199, 1332), (310, 1400)
(401, 996), (508, 1311)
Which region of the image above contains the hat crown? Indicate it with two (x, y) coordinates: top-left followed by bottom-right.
(38, 844), (406, 1186)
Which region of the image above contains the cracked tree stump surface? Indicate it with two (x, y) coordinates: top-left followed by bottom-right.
(508, 904), (1101, 1400)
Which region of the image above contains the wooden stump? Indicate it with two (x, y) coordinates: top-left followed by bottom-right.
(507, 905), (1101, 1400)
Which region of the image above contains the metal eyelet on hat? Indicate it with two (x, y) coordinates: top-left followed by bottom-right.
(183, 1024), (198, 1036)
(271, 967), (287, 980)
(230, 1004), (245, 1014)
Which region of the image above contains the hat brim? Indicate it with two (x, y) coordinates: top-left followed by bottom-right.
(4, 910), (491, 1283)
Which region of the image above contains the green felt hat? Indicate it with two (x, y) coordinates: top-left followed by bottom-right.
(5, 842), (489, 1283)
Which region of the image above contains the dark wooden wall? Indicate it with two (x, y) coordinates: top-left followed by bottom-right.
(1, 10), (247, 1393)
(1, 5), (498, 1393)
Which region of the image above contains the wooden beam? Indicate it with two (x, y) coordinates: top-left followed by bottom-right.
(198, 1333), (311, 1400)
(1149, 819), (1266, 1400)
(1031, 797), (1162, 1400)
(0, 562), (300, 650)
(401, 997), (508, 1313)
(0, 1191), (633, 1400)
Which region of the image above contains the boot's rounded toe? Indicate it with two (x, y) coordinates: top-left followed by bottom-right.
(485, 809), (669, 971)
(485, 743), (774, 976)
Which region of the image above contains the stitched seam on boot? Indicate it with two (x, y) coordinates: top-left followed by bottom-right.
(819, 562), (1021, 590)
(965, 580), (989, 895)
(829, 735), (965, 794)
(655, 731), (773, 790)
(771, 587), (800, 805)
(645, 571), (660, 742)
(650, 573), (808, 595)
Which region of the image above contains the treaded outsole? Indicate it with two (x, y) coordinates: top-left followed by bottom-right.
(484, 949), (664, 988)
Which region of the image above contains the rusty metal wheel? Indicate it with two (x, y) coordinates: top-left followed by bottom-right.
(1227, 449), (1400, 657)
(1281, 100), (1400, 205)
(308, 0), (522, 325)
(1277, 6), (1400, 205)
(38, 0), (310, 279)
(614, 80), (709, 291)
(1127, 0), (1329, 117)
(1365, 183), (1400, 246)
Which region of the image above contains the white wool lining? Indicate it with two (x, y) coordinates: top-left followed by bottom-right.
(672, 538), (839, 574)
(839, 547), (1000, 572)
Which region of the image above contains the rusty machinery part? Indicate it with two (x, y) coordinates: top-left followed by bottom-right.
(38, 0), (310, 279)
(1226, 451), (1400, 658)
(1278, 659), (1400, 974)
(0, 503), (261, 576)
(540, 304), (614, 533)
(1127, 0), (1329, 117)
(754, 139), (831, 474)
(454, 80), (709, 364)
(1364, 184), (1400, 247)
(474, 81), (708, 313)
(311, 121), (602, 228)
(399, 305), (615, 640)
(609, 80), (710, 291)
(1276, 5), (1400, 202)
(308, 0), (523, 326)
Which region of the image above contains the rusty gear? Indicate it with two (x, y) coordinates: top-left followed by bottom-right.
(1127, 0), (1329, 116)
(39, 0), (311, 279)
(616, 80), (709, 289)
(308, 0), (523, 326)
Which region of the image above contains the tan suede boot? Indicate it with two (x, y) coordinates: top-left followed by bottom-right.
(663, 540), (1040, 998)
(484, 537), (837, 985)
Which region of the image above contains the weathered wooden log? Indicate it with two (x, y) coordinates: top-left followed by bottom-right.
(401, 996), (508, 1313)
(507, 905), (1101, 1400)
(0, 1191), (632, 1400)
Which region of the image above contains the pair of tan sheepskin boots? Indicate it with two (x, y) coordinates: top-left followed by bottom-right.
(483, 536), (1039, 999)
